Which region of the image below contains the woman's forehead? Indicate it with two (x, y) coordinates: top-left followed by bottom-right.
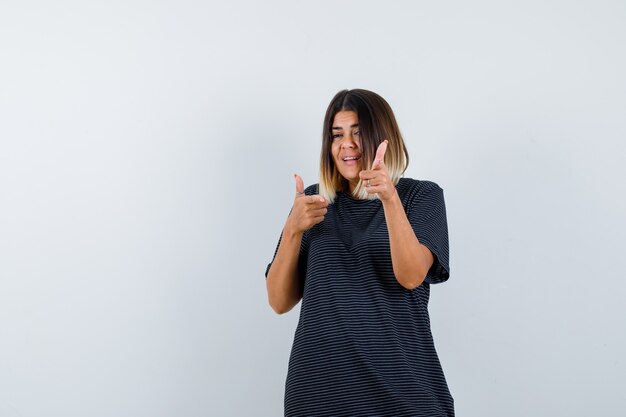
(332, 110), (358, 127)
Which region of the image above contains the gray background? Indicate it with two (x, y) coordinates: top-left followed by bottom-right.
(1, 0), (625, 416)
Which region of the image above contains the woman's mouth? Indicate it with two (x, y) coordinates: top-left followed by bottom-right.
(342, 155), (361, 165)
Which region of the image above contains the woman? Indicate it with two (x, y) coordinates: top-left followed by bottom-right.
(266, 89), (454, 416)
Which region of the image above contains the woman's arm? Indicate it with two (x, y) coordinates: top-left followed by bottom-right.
(266, 227), (305, 314)
(359, 141), (434, 289)
(380, 192), (434, 289)
(266, 175), (328, 314)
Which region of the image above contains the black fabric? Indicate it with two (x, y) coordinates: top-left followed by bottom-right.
(268, 178), (453, 417)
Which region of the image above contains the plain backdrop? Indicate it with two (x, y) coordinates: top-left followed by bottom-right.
(1, 1), (625, 416)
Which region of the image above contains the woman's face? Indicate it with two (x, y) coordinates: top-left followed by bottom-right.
(331, 110), (362, 192)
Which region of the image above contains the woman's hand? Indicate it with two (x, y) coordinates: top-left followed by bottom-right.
(359, 140), (397, 202)
(285, 174), (328, 235)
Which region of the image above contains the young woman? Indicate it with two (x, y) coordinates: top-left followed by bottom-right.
(266, 89), (454, 416)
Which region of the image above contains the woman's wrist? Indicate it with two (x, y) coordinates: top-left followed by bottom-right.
(283, 220), (304, 239)
(380, 188), (400, 206)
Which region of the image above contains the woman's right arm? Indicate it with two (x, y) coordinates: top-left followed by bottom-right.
(266, 227), (305, 314)
(266, 175), (328, 314)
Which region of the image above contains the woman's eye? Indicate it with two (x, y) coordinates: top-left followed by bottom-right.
(332, 134), (342, 140)
(354, 130), (360, 136)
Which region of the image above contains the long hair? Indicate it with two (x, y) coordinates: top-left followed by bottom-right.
(319, 89), (409, 202)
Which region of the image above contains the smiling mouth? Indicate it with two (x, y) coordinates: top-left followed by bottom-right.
(342, 156), (361, 161)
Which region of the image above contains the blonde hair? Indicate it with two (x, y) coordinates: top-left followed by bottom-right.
(319, 89), (409, 202)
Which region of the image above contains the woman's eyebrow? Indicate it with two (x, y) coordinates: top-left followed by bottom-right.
(332, 123), (359, 130)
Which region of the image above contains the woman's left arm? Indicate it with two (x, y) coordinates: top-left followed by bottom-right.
(380, 193), (433, 289)
(360, 141), (434, 290)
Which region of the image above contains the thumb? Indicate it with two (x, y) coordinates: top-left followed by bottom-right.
(294, 173), (305, 196)
(373, 140), (388, 169)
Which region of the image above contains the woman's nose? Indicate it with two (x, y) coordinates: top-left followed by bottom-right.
(341, 134), (356, 148)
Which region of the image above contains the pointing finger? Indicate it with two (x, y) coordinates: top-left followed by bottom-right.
(294, 173), (305, 196)
(305, 195), (328, 206)
(373, 140), (388, 169)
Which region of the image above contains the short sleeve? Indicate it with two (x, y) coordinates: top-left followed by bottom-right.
(264, 230), (309, 282)
(405, 181), (450, 284)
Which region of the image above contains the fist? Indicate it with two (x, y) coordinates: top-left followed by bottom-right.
(286, 174), (328, 234)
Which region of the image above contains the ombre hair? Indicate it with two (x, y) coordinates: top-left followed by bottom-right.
(319, 89), (410, 202)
